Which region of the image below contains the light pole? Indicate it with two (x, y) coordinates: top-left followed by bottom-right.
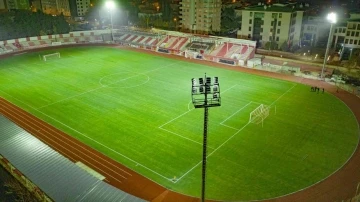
(174, 18), (177, 31)
(191, 74), (221, 202)
(321, 12), (337, 79)
(105, 0), (115, 42)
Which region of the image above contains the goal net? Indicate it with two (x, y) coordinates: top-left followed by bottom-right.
(41, 52), (60, 61)
(249, 104), (270, 126)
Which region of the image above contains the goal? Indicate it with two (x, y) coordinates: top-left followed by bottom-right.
(249, 104), (270, 127)
(41, 52), (60, 61)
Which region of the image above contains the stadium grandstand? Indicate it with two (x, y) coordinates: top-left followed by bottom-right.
(0, 27), (257, 66)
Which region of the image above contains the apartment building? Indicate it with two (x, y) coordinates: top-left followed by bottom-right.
(180, 0), (221, 34)
(5, 0), (29, 9)
(32, 0), (71, 17)
(301, 16), (334, 47)
(333, 16), (360, 59)
(0, 0), (5, 9)
(237, 3), (305, 48)
(75, 0), (90, 17)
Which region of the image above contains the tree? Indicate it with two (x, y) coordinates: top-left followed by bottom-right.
(160, 0), (171, 21)
(345, 49), (360, 69)
(84, 6), (100, 22)
(264, 41), (277, 50)
(280, 41), (289, 52)
(0, 10), (70, 40)
(220, 8), (241, 36)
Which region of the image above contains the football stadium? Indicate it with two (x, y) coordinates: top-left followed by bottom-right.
(0, 29), (359, 202)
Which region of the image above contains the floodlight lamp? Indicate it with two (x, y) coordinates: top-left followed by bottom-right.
(327, 12), (337, 24)
(206, 85), (211, 93)
(105, 1), (115, 10)
(192, 78), (196, 86)
(206, 77), (211, 84)
(192, 87), (197, 94)
(213, 85), (218, 92)
(199, 78), (204, 85)
(200, 86), (204, 93)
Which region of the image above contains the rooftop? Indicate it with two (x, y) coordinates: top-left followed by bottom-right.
(242, 3), (307, 13)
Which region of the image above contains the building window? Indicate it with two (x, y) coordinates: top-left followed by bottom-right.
(249, 27), (251, 31)
(350, 39), (353, 44)
(271, 21), (274, 26)
(250, 12), (253, 17)
(352, 31), (355, 36)
(277, 29), (280, 34)
(345, 39), (349, 44)
(347, 31), (350, 36)
(270, 28), (273, 32)
(356, 32), (359, 37)
(278, 21), (281, 26)
(279, 13), (282, 18)
(355, 40), (358, 45)
(343, 29), (346, 33)
(249, 19), (252, 24)
(335, 29), (338, 33)
(272, 13), (277, 18)
(276, 37), (279, 41)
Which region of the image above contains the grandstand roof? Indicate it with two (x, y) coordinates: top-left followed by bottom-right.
(0, 115), (146, 202)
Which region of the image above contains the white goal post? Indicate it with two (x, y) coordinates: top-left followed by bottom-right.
(41, 52), (60, 61)
(249, 104), (270, 127)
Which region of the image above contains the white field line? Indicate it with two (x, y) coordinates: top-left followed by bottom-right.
(158, 127), (214, 149)
(175, 122), (251, 183)
(270, 84), (297, 106)
(36, 62), (179, 110)
(0, 90), (174, 182)
(220, 123), (240, 130)
(159, 110), (193, 128)
(220, 101), (253, 125)
(221, 84), (237, 94)
(174, 83), (298, 183)
(159, 84), (237, 148)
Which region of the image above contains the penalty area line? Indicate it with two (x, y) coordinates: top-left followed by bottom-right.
(175, 84), (298, 183)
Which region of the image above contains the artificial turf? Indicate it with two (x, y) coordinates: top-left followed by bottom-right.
(0, 46), (358, 201)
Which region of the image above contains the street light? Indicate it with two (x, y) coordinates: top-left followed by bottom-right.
(174, 18), (177, 31)
(105, 0), (115, 42)
(191, 74), (221, 202)
(321, 12), (337, 79)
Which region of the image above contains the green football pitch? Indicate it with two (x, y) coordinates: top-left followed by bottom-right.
(0, 46), (358, 201)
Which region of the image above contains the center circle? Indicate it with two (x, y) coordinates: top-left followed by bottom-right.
(99, 72), (150, 88)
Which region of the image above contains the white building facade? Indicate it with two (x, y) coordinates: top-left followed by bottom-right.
(38, 0), (71, 17)
(237, 3), (305, 49)
(180, 0), (222, 34)
(75, 0), (90, 17)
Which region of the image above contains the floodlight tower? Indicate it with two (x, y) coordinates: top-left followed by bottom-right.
(105, 0), (115, 42)
(321, 12), (337, 79)
(191, 74), (221, 202)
